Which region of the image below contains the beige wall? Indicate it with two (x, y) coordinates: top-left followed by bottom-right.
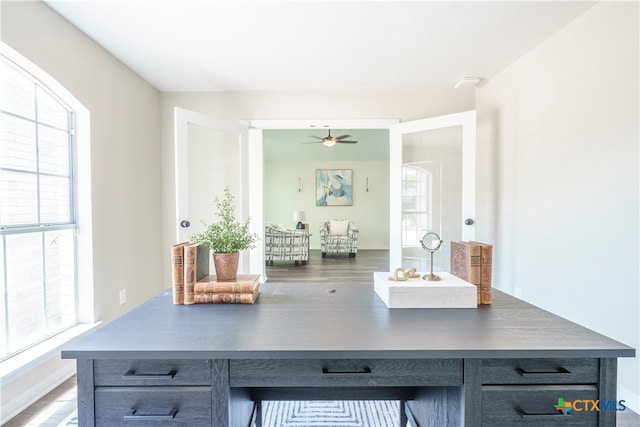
(1, 1), (162, 418)
(2, 0), (163, 322)
(476, 1), (639, 409)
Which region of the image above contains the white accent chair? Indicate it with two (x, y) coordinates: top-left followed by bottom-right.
(264, 222), (309, 265)
(320, 219), (358, 258)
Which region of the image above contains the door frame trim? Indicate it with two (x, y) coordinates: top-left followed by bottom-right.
(389, 110), (476, 269)
(247, 119), (399, 278)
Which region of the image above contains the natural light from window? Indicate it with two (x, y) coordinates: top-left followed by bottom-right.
(0, 55), (78, 360)
(401, 164), (432, 247)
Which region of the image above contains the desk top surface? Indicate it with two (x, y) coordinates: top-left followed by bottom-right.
(62, 280), (634, 360)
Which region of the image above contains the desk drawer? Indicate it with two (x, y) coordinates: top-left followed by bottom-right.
(95, 386), (211, 426)
(481, 358), (599, 385)
(230, 359), (462, 387)
(94, 359), (211, 386)
(481, 385), (598, 427)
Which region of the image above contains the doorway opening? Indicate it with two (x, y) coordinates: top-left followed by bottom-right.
(174, 112), (475, 279)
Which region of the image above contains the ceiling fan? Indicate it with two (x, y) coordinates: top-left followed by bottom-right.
(305, 130), (358, 147)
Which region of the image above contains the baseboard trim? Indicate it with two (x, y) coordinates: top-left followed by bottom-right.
(618, 384), (639, 414)
(1, 359), (75, 424)
(0, 323), (99, 424)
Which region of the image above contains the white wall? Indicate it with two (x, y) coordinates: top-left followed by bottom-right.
(265, 160), (390, 249)
(1, 1), (163, 419)
(476, 1), (639, 410)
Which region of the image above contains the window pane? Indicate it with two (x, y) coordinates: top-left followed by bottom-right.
(416, 210), (429, 229)
(40, 175), (70, 223)
(405, 213), (417, 228)
(38, 125), (69, 175)
(44, 230), (76, 334)
(5, 233), (44, 354)
(403, 196), (416, 212)
(402, 165), (432, 249)
(36, 86), (68, 129)
(0, 170), (38, 226)
(0, 113), (37, 171)
(417, 180), (427, 196)
(0, 59), (35, 120)
(1, 53), (78, 360)
(405, 167), (416, 180)
(404, 181), (417, 197)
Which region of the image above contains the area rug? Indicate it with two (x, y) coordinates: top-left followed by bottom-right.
(57, 410), (77, 426)
(57, 400), (401, 427)
(262, 400), (400, 427)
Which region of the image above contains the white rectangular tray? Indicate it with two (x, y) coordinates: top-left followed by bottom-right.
(374, 271), (477, 308)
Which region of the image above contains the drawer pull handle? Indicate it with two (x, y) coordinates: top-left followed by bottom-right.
(322, 367), (372, 375)
(517, 408), (570, 419)
(515, 367), (570, 376)
(124, 408), (178, 421)
(122, 369), (177, 380)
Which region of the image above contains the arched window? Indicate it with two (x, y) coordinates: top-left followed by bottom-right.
(402, 164), (432, 247)
(0, 52), (79, 359)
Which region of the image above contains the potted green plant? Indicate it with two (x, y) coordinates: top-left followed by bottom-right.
(190, 187), (259, 281)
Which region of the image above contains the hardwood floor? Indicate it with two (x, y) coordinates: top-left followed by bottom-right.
(2, 375), (77, 427)
(265, 249), (390, 283)
(4, 250), (638, 426)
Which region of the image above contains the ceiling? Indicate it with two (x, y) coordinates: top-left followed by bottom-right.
(43, 1), (596, 92)
(264, 129), (389, 161)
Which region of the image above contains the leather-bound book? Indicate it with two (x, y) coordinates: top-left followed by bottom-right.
(183, 243), (210, 305)
(471, 241), (493, 305)
(195, 274), (260, 294)
(170, 242), (188, 305)
(450, 241), (481, 304)
(193, 288), (259, 304)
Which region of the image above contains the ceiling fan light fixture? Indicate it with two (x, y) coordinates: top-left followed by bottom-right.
(323, 139), (336, 147)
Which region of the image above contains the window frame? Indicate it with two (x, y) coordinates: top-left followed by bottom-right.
(1, 52), (79, 361)
(401, 163), (433, 248)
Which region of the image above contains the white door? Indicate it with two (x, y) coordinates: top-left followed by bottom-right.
(174, 108), (252, 273)
(389, 111), (476, 271)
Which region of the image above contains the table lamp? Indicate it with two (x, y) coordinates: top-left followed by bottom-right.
(293, 211), (306, 229)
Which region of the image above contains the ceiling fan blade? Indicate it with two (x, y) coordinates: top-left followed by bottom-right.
(308, 135), (324, 140)
(302, 141), (323, 144)
(337, 140), (358, 144)
(334, 134), (351, 140)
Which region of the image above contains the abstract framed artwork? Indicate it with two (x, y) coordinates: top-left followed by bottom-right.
(316, 169), (353, 206)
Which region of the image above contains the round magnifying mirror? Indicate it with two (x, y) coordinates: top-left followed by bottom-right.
(420, 232), (442, 253)
(420, 232), (442, 281)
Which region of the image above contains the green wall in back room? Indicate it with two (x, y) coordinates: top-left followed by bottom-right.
(263, 129), (390, 250)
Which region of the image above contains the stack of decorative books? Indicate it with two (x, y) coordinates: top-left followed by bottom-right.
(171, 242), (209, 305)
(194, 274), (260, 304)
(171, 243), (260, 304)
(450, 241), (493, 305)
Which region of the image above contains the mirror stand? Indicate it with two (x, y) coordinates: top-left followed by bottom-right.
(421, 232), (443, 281)
(423, 251), (441, 281)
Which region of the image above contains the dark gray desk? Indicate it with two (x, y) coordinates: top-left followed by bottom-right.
(62, 282), (634, 426)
